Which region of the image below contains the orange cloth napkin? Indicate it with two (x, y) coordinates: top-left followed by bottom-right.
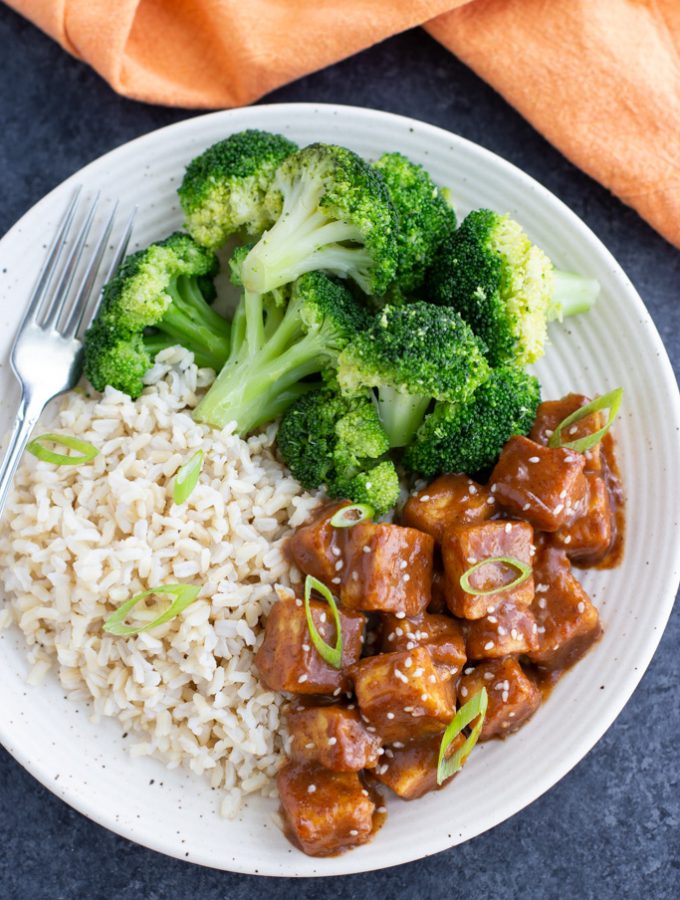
(7, 0), (680, 249)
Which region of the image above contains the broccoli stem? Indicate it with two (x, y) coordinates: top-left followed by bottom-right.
(241, 173), (365, 294)
(548, 269), (600, 322)
(156, 276), (231, 370)
(375, 385), (431, 448)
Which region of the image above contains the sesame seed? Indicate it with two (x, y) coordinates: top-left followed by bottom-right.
(510, 628), (519, 640)
(404, 656), (413, 668)
(377, 747), (385, 755)
(413, 667), (424, 677)
(385, 749), (394, 758)
(564, 535), (572, 544)
(361, 789), (368, 796)
(386, 712), (395, 720)
(467, 556), (477, 564)
(378, 765), (389, 775)
(308, 784), (317, 793)
(502, 691), (509, 703)
(363, 545), (371, 554)
(429, 674), (437, 683)
(469, 485), (478, 495)
(522, 503), (531, 511)
(295, 598), (303, 607)
(528, 456), (540, 463)
(530, 546), (536, 555)
(400, 560), (408, 570)
(536, 584), (548, 592)
(464, 667), (475, 675)
(487, 616), (497, 624)
(393, 741), (405, 749)
(367, 725), (377, 733)
(537, 626), (546, 633)
(378, 806), (387, 814)
(554, 503), (564, 516)
(460, 686), (468, 697)
(569, 425), (579, 435)
(532, 623), (538, 633)
(509, 712), (516, 718)
(421, 694), (429, 702)
(305, 742), (315, 749)
(332, 546), (341, 557)
(487, 496), (496, 505)
(394, 668), (409, 683)
(333, 687), (342, 696)
(419, 495), (431, 502)
(298, 674), (308, 683)
(491, 484), (498, 493)
(328, 737), (338, 745)
(387, 632), (395, 642)
(460, 495), (469, 502)
(350, 829), (359, 836)
(395, 627), (404, 637)
(406, 641), (416, 650)
(302, 643), (311, 652)
(395, 611), (406, 619)
(335, 559), (343, 571)
(348, 704), (356, 710)
(320, 612), (327, 623)
(505, 523), (512, 533)
(484, 641), (495, 650)
(404, 706), (413, 712)
(559, 489), (567, 499)
(483, 672), (494, 680)
(578, 601), (585, 613)
(498, 626), (507, 636)
(538, 597), (547, 609)
(494, 682), (504, 691)
(332, 577), (341, 584)
(403, 574), (411, 584)
(488, 606), (496, 613)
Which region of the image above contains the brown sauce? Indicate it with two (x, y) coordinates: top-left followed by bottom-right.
(591, 432), (625, 570)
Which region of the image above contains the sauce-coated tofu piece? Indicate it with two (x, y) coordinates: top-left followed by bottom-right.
(287, 501), (348, 585)
(552, 472), (613, 565)
(352, 647), (455, 743)
(286, 702), (382, 771)
(401, 475), (492, 542)
(373, 732), (465, 800)
(489, 435), (587, 532)
(277, 763), (376, 856)
(379, 612), (466, 677)
(530, 394), (604, 474)
(428, 570), (447, 614)
(255, 597), (365, 694)
(341, 522), (434, 616)
(465, 602), (538, 660)
(442, 520), (535, 619)
(458, 658), (541, 740)
(528, 544), (602, 671)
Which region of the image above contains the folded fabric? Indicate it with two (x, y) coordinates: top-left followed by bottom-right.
(7, 0), (680, 249)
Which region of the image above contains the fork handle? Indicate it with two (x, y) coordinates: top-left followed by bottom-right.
(0, 391), (46, 518)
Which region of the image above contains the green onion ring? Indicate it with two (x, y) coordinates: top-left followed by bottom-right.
(303, 575), (343, 669)
(437, 688), (488, 785)
(103, 584), (201, 637)
(459, 556), (532, 597)
(548, 388), (623, 452)
(330, 503), (375, 528)
(173, 449), (204, 505)
(26, 433), (99, 466)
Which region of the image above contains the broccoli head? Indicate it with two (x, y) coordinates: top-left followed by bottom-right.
(277, 385), (399, 514)
(426, 209), (599, 366)
(403, 366), (541, 478)
(240, 143), (398, 296)
(338, 301), (490, 448)
(373, 152), (456, 296)
(179, 130), (298, 249)
(193, 271), (370, 434)
(84, 232), (228, 398)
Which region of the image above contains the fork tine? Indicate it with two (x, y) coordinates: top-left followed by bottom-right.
(18, 187), (82, 330)
(81, 207), (136, 333)
(42, 193), (100, 330)
(62, 202), (118, 338)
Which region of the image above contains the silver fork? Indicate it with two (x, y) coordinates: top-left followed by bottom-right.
(0, 189), (135, 517)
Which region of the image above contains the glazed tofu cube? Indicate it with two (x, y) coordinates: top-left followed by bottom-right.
(373, 731), (465, 800)
(379, 612), (466, 677)
(442, 520), (535, 619)
(465, 602), (538, 660)
(255, 597), (365, 694)
(341, 522), (434, 616)
(401, 474), (492, 542)
(286, 702), (382, 771)
(530, 394), (604, 474)
(352, 647), (455, 743)
(458, 658), (541, 740)
(287, 501), (349, 585)
(552, 472), (613, 565)
(277, 763), (376, 856)
(528, 545), (602, 671)
(489, 435), (587, 532)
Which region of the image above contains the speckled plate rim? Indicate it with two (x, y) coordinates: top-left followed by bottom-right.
(0, 103), (679, 877)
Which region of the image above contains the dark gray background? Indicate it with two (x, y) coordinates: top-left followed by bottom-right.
(1, 6), (678, 899)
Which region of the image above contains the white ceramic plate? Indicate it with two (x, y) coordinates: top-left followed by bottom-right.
(1, 104), (679, 877)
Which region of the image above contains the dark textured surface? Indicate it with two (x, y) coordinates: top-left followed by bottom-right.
(1, 7), (679, 899)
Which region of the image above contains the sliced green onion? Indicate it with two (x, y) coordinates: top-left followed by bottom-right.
(548, 388), (623, 453)
(459, 556), (532, 597)
(27, 433), (98, 466)
(303, 575), (343, 669)
(437, 688), (488, 785)
(173, 449), (204, 505)
(330, 503), (375, 528)
(103, 584), (200, 637)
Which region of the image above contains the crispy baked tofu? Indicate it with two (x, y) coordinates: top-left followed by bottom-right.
(255, 596), (365, 694)
(352, 646), (455, 743)
(530, 394), (604, 474)
(286, 702), (382, 771)
(465, 602), (538, 660)
(401, 474), (492, 542)
(441, 520), (535, 619)
(458, 658), (541, 740)
(379, 612), (466, 677)
(489, 435), (586, 532)
(552, 471), (614, 565)
(372, 732), (466, 800)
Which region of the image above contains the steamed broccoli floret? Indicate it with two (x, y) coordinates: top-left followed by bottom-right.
(84, 233), (228, 398)
(179, 130), (298, 249)
(373, 152), (456, 296)
(426, 209), (599, 366)
(240, 143), (398, 296)
(404, 366), (541, 477)
(193, 272), (370, 434)
(278, 386), (399, 514)
(337, 302), (490, 448)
